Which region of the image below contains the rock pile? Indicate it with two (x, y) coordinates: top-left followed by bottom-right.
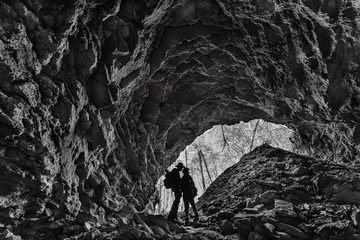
(0, 212), (188, 240)
(198, 144), (360, 239)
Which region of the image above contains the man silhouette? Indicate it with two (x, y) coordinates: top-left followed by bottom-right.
(167, 162), (184, 223)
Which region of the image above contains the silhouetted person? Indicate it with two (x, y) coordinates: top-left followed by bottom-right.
(181, 167), (199, 225)
(167, 162), (184, 223)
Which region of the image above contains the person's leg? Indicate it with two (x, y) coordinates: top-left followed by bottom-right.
(173, 190), (181, 220)
(183, 194), (190, 224)
(168, 191), (176, 218)
(189, 197), (199, 221)
(168, 190), (181, 220)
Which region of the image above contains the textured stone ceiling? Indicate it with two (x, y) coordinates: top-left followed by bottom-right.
(0, 0), (360, 224)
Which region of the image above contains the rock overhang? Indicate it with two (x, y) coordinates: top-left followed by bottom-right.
(136, 0), (360, 164)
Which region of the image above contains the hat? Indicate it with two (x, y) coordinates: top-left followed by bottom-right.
(176, 162), (184, 168)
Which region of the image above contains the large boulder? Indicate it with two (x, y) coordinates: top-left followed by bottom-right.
(198, 145), (360, 239)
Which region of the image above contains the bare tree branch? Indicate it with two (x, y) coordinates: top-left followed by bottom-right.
(221, 125), (228, 151)
(199, 149), (213, 183)
(249, 119), (261, 152)
(197, 149), (206, 191)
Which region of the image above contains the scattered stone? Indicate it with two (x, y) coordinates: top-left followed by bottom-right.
(48, 220), (66, 230)
(84, 222), (93, 232)
(353, 234), (360, 239)
(56, 234), (68, 240)
(91, 229), (101, 239)
(274, 163), (286, 170)
(63, 225), (83, 235)
(208, 207), (221, 215)
(254, 204), (265, 211)
(352, 210), (360, 226)
(44, 231), (55, 240)
(303, 203), (310, 211)
(76, 212), (97, 225)
(264, 223), (275, 234)
(191, 229), (226, 240)
(258, 190), (277, 205)
(277, 223), (307, 239)
(291, 166), (311, 176)
(192, 222), (206, 228)
(254, 224), (274, 239)
(217, 211), (235, 220)
(224, 235), (240, 240)
(9, 235), (22, 240)
(0, 229), (13, 239)
(248, 232), (268, 240)
(333, 182), (353, 194)
(274, 199), (297, 218)
(243, 208), (259, 214)
(221, 220), (235, 235)
(234, 218), (253, 232)
(263, 217), (308, 239)
(80, 121), (92, 130)
(246, 198), (257, 208)
(331, 188), (360, 205)
(133, 213), (145, 225)
(256, 180), (282, 190)
(275, 231), (293, 240)
(180, 233), (193, 240)
(150, 225), (167, 238)
(139, 222), (154, 235)
(140, 231), (155, 240)
(316, 221), (347, 239)
(118, 225), (142, 240)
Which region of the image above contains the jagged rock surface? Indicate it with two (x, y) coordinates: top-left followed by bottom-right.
(0, 0), (360, 236)
(198, 144), (360, 239)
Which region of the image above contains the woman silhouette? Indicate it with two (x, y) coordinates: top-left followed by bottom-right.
(181, 167), (199, 225)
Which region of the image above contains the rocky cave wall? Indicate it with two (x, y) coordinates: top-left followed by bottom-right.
(0, 0), (360, 225)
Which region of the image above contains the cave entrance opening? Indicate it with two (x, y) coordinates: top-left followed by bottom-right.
(148, 119), (295, 215)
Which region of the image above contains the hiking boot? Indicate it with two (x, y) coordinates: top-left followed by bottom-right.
(185, 218), (189, 226)
(167, 215), (176, 222)
(168, 216), (182, 225)
(176, 218), (183, 225)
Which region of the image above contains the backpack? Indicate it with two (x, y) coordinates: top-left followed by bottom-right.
(164, 170), (176, 189)
(192, 185), (198, 197)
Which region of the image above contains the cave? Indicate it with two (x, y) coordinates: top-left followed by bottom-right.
(1, 0), (360, 239)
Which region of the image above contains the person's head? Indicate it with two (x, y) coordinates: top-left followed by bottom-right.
(176, 162), (184, 170)
(182, 167), (190, 175)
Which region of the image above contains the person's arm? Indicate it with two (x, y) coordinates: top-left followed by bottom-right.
(189, 176), (195, 185)
(190, 176), (198, 196)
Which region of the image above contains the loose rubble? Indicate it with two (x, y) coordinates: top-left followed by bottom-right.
(197, 145), (360, 240)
